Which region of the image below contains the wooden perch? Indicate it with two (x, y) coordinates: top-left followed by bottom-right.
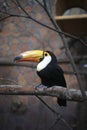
(0, 85), (86, 102)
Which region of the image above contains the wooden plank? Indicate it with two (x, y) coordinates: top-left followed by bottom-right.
(55, 14), (87, 36)
(55, 14), (87, 20)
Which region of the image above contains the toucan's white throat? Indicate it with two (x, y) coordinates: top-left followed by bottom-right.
(37, 55), (52, 71)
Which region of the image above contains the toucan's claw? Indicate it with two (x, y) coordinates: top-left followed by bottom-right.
(35, 83), (42, 89)
(35, 83), (47, 90)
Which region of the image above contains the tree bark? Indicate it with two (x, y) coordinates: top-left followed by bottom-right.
(0, 85), (86, 102)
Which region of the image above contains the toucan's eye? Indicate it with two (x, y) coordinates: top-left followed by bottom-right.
(44, 53), (48, 56)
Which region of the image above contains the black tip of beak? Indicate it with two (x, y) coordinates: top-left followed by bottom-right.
(14, 55), (23, 62)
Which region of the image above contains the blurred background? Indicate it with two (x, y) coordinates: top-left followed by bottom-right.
(0, 0), (87, 130)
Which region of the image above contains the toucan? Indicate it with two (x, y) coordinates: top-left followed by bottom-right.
(14, 50), (67, 106)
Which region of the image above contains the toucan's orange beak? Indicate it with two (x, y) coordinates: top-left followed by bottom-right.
(14, 50), (44, 62)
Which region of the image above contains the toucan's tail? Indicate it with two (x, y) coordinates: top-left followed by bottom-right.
(57, 98), (67, 106)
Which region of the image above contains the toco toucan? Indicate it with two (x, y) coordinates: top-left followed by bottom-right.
(14, 50), (67, 106)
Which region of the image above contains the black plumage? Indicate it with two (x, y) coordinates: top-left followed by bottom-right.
(37, 51), (67, 106)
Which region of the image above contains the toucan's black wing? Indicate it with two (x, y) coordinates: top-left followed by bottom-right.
(54, 64), (67, 106)
(55, 64), (66, 87)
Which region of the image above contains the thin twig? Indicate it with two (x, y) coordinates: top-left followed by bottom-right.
(43, 0), (47, 8)
(49, 116), (73, 130)
(11, 0), (19, 7)
(49, 117), (61, 130)
(36, 95), (58, 115)
(0, 15), (11, 21)
(15, 0), (29, 16)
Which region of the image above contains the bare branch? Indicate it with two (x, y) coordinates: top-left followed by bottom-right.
(0, 15), (11, 21)
(49, 116), (73, 130)
(0, 85), (86, 102)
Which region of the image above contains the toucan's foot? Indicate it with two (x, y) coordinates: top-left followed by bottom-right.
(35, 83), (47, 90)
(35, 83), (42, 89)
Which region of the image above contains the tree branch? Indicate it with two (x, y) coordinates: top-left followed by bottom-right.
(0, 85), (86, 102)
